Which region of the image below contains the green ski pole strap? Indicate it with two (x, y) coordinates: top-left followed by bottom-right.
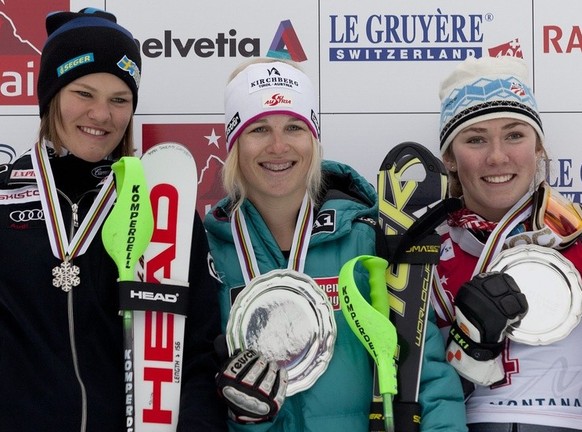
(339, 255), (398, 396)
(102, 156), (154, 282)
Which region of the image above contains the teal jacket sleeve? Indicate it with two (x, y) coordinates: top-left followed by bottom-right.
(418, 308), (468, 432)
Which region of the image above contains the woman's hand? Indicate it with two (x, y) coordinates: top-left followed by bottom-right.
(216, 349), (287, 423)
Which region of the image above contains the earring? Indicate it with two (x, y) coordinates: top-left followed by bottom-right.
(449, 164), (456, 171)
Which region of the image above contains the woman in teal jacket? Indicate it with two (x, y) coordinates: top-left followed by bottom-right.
(205, 58), (467, 432)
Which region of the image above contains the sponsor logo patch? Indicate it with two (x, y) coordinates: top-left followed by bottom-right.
(0, 186), (40, 204)
(440, 237), (454, 261)
(312, 209), (336, 234)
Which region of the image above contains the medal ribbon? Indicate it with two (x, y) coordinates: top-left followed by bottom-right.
(433, 194), (533, 322)
(31, 141), (116, 261)
(472, 192), (533, 276)
(232, 193), (314, 285)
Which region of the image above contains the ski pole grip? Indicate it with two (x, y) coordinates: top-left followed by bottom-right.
(365, 256), (391, 319)
(102, 157), (153, 282)
(339, 255), (398, 396)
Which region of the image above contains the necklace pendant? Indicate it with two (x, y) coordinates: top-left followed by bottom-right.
(52, 260), (80, 292)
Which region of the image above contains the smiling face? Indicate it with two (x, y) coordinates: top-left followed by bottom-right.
(55, 72), (134, 162)
(237, 114), (313, 207)
(444, 117), (542, 221)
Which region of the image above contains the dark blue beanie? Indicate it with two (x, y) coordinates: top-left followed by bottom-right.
(37, 8), (141, 117)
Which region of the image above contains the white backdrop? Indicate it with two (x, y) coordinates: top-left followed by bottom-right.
(2, 0), (582, 215)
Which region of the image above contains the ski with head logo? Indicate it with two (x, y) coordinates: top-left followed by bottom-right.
(104, 142), (198, 432)
(134, 142), (197, 432)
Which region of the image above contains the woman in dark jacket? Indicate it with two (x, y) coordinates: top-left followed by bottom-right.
(0, 8), (226, 431)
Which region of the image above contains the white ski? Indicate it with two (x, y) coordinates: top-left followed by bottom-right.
(132, 142), (198, 431)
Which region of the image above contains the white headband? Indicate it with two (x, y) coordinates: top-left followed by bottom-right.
(224, 61), (320, 151)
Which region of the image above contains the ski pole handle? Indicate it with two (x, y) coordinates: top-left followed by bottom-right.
(339, 255), (398, 431)
(102, 157), (154, 282)
(101, 157), (154, 431)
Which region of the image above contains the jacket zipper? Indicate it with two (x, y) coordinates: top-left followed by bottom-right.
(62, 192), (88, 432)
(14, 176), (98, 431)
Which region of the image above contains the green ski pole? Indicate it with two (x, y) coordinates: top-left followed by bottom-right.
(339, 255), (398, 432)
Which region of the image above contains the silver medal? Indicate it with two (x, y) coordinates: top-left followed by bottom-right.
(227, 269), (336, 396)
(488, 244), (582, 345)
(52, 260), (80, 292)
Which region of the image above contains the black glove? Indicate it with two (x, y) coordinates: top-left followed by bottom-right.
(446, 271), (528, 385)
(216, 349), (287, 423)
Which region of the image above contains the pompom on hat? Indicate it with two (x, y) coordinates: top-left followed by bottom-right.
(439, 55), (544, 155)
(37, 7), (141, 117)
(224, 60), (320, 151)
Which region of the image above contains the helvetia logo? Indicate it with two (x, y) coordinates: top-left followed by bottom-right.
(1, 9), (308, 107)
(267, 20), (307, 62)
(135, 20), (307, 62)
(135, 29), (260, 58)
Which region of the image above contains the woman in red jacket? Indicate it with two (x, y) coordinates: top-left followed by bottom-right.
(432, 54), (582, 431)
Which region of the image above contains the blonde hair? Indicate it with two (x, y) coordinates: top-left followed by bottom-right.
(38, 93), (135, 159)
(222, 58), (323, 211)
